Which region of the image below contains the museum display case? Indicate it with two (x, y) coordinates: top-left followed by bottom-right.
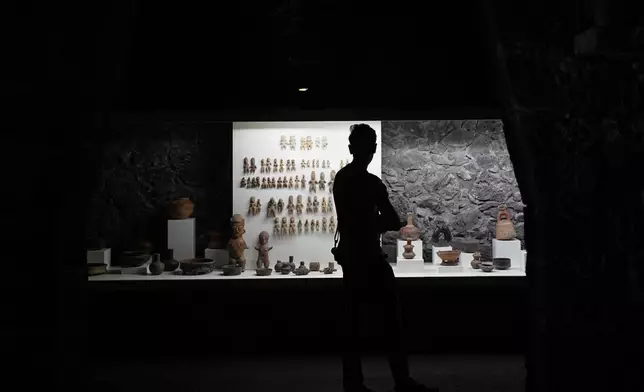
(87, 120), (526, 282)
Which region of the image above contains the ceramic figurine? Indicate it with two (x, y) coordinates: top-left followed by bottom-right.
(300, 175), (306, 189)
(309, 261), (320, 271)
(273, 158), (278, 172)
(280, 217), (288, 236)
(306, 160), (311, 168)
(279, 159), (284, 172)
(315, 219), (320, 232)
(300, 136), (306, 151)
(326, 159), (330, 168)
(243, 157), (249, 174)
(289, 136), (296, 150)
(288, 177), (294, 188)
(169, 198), (194, 219)
(322, 160), (326, 168)
(304, 219), (310, 233)
(289, 217), (296, 235)
(290, 159), (296, 171)
(267, 198), (277, 217)
(271, 177), (276, 188)
(316, 159), (320, 168)
(322, 136), (328, 150)
(328, 196), (334, 213)
(294, 261), (310, 275)
(273, 217), (280, 235)
(315, 136), (320, 148)
(287, 196), (295, 215)
(321, 197), (327, 213)
(260, 158), (265, 173)
(280, 135), (287, 150)
(276, 198), (284, 214)
(322, 217), (327, 232)
(309, 171), (317, 193)
(285, 159), (290, 171)
(249, 158), (257, 173)
(256, 177), (261, 188)
(228, 214), (248, 271)
(294, 175), (300, 189)
(240, 177), (247, 188)
(306, 136), (313, 150)
(255, 231), (273, 269)
(301, 159), (306, 169)
(297, 219), (303, 233)
(329, 170), (336, 192)
(256, 198), (262, 214)
(306, 196), (313, 213)
(329, 216), (336, 233)
(296, 195), (304, 215)
(261, 178), (267, 189)
(471, 251), (482, 269)
(322, 262), (336, 274)
(313, 196), (319, 213)
(496, 204), (516, 240)
(149, 253), (164, 275)
(274, 259), (284, 272)
(277, 177), (282, 189)
(248, 197), (257, 216)
(319, 172), (326, 191)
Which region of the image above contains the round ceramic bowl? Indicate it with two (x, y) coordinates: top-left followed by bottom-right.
(493, 258), (511, 270)
(255, 268), (273, 276)
(294, 269), (310, 276)
(181, 258), (217, 275)
(480, 262), (495, 272)
(221, 264), (242, 276)
(437, 250), (461, 265)
(87, 263), (107, 276)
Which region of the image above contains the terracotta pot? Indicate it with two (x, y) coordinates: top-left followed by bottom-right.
(169, 198), (194, 219)
(256, 268), (273, 276)
(495, 205), (516, 240)
(493, 257), (511, 270)
(181, 258), (216, 275)
(309, 262), (320, 271)
(149, 253), (164, 275)
(402, 240), (416, 259)
(399, 212), (420, 241)
(470, 251), (482, 269)
(437, 250), (461, 265)
(274, 260), (284, 272)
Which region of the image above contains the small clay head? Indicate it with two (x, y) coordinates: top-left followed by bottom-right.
(320, 172), (325, 181)
(231, 214), (246, 236)
(251, 157), (255, 165)
(258, 231), (269, 244)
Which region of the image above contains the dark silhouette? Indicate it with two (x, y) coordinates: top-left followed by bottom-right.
(333, 124), (437, 392)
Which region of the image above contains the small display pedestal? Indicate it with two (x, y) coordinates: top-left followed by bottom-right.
(492, 239), (523, 269)
(205, 248), (229, 268)
(87, 248), (111, 268)
(438, 264), (465, 274)
(460, 252), (474, 267)
(168, 218), (195, 261)
(432, 245), (453, 264)
(396, 257), (425, 273)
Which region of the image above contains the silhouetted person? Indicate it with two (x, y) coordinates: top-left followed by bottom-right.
(333, 124), (437, 392)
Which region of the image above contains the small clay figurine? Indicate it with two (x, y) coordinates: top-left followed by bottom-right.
(288, 177), (294, 188)
(285, 159), (290, 171)
(322, 160), (326, 168)
(246, 177), (252, 188)
(328, 196), (334, 213)
(315, 219), (321, 232)
(294, 175), (300, 189)
(322, 136), (328, 150)
(304, 219), (309, 233)
(306, 196), (313, 213)
(326, 159), (330, 168)
(277, 198), (284, 214)
(306, 136), (313, 150)
(300, 175), (306, 189)
(279, 159), (284, 172)
(316, 159), (320, 168)
(289, 135), (296, 150)
(255, 231), (273, 269)
(321, 197), (327, 213)
(329, 216), (336, 233)
(255, 198), (261, 214)
(279, 177), (285, 189)
(273, 217), (280, 235)
(243, 157), (249, 174)
(315, 136), (320, 148)
(290, 159), (296, 171)
(280, 217), (288, 235)
(267, 198), (277, 217)
(260, 158), (265, 173)
(309, 171), (317, 193)
(248, 197), (257, 216)
(322, 217), (327, 232)
(297, 219), (303, 233)
(300, 136), (306, 151)
(249, 158), (257, 174)
(273, 158), (278, 172)
(319, 172), (326, 191)
(256, 177), (261, 188)
(287, 195), (295, 215)
(261, 177), (267, 189)
(301, 159), (306, 169)
(227, 214), (248, 271)
(329, 170), (336, 192)
(289, 217), (296, 235)
(313, 196), (320, 213)
(296, 195), (304, 215)
(280, 135), (287, 150)
(240, 177), (247, 188)
(306, 160), (311, 168)
(271, 177), (276, 188)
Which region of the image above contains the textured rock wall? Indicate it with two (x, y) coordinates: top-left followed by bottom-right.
(380, 120), (524, 259)
(84, 120), (232, 253)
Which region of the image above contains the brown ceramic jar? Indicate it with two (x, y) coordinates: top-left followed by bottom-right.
(169, 198), (194, 219)
(399, 212), (421, 241)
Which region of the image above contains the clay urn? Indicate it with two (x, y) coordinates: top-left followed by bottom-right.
(399, 212), (421, 241)
(149, 253), (164, 275)
(495, 204), (516, 240)
(169, 198), (194, 219)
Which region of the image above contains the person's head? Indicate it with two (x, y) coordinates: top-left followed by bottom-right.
(348, 124), (377, 166)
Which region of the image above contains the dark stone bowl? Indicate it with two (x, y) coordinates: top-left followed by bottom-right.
(181, 258), (216, 275)
(255, 268), (273, 276)
(480, 262), (495, 272)
(162, 259), (180, 272)
(280, 269), (292, 275)
(221, 264), (242, 276)
(493, 258), (511, 270)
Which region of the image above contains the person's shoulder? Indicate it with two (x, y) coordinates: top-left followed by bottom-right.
(367, 172), (385, 186)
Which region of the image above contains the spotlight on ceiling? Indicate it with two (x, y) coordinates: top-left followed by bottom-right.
(298, 87), (308, 92)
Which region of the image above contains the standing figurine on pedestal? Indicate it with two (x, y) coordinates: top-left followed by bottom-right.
(496, 204), (516, 240)
(279, 159), (285, 172)
(260, 158), (266, 173)
(227, 214), (248, 271)
(255, 231), (273, 270)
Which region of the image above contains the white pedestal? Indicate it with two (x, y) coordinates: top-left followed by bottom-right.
(432, 245), (453, 264)
(396, 257), (425, 273)
(87, 248), (111, 267)
(522, 250), (527, 271)
(492, 239), (523, 270)
(205, 248), (229, 268)
(168, 218), (195, 261)
(397, 240), (423, 259)
(460, 252), (474, 267)
(438, 264), (464, 274)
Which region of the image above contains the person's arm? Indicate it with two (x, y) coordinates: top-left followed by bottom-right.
(375, 180), (402, 233)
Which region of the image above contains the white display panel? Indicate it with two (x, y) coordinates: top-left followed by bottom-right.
(232, 121), (382, 268)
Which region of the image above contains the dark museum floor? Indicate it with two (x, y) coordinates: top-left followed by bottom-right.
(90, 355), (525, 392)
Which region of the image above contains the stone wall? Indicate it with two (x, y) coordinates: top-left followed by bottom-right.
(380, 120), (524, 260)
